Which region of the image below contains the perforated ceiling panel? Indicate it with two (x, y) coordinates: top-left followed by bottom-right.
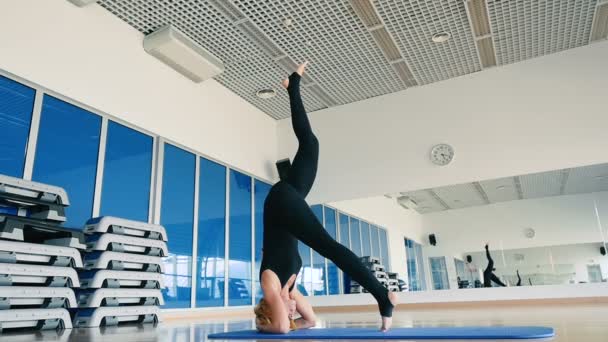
(397, 163), (608, 214)
(519, 169), (566, 199)
(564, 163), (608, 195)
(99, 0), (326, 119)
(487, 0), (598, 66)
(479, 177), (520, 203)
(431, 183), (488, 209)
(374, 0), (481, 85)
(231, 0), (406, 105)
(400, 190), (446, 214)
(97, 0), (603, 120)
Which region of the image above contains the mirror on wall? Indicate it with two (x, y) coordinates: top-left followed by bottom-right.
(395, 162), (608, 291)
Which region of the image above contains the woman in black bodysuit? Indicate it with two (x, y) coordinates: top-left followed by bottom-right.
(516, 270), (522, 286)
(255, 62), (397, 334)
(483, 244), (507, 287)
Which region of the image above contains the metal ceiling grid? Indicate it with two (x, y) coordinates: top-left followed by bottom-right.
(479, 177), (519, 203)
(431, 183), (488, 209)
(403, 190), (446, 214)
(487, 0), (598, 66)
(99, 0), (326, 119)
(564, 163), (608, 195)
(231, 0), (406, 105)
(374, 0), (482, 85)
(98, 0), (602, 120)
(518, 169), (566, 199)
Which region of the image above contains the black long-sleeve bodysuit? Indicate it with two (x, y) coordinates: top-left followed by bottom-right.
(260, 73), (393, 317)
(483, 246), (507, 287)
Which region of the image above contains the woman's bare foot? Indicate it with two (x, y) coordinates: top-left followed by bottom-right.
(282, 61), (309, 89)
(380, 291), (399, 332)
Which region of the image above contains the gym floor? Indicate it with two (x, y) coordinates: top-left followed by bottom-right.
(5, 303), (607, 341)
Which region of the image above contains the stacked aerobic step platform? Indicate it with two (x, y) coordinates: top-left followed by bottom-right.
(350, 256), (400, 294)
(0, 174), (84, 333)
(73, 216), (167, 328)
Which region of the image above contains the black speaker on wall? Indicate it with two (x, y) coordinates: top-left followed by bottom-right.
(276, 158), (291, 181)
(466, 255), (472, 263)
(601, 246), (606, 256)
(429, 234), (437, 246)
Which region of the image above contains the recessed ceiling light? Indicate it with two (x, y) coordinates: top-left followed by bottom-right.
(283, 18), (294, 28)
(256, 89), (276, 99)
(432, 32), (451, 43)
(496, 185), (507, 190)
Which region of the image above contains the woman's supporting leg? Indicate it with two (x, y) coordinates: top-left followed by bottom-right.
(285, 72), (319, 199)
(277, 187), (393, 317)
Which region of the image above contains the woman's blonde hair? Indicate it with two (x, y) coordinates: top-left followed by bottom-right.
(254, 299), (297, 331)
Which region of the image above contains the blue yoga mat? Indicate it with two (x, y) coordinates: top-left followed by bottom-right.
(208, 326), (554, 340)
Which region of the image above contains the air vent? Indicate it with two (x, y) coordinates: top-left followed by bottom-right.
(370, 28), (402, 62)
(392, 61), (418, 87)
(467, 0), (491, 37)
(477, 37), (497, 68)
(143, 25), (225, 83)
(349, 0), (382, 28)
(68, 0), (98, 6)
(590, 3), (608, 42)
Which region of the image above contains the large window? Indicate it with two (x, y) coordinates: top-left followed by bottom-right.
(100, 121), (153, 221)
(0, 76), (35, 178)
(33, 95), (101, 227)
(324, 207), (340, 295)
(297, 241), (312, 296)
(228, 170), (252, 306)
(196, 158), (226, 308)
(349, 217), (362, 256)
(371, 225), (381, 259)
(254, 180), (271, 303)
(405, 238), (427, 291)
(311, 205), (326, 296)
(160, 143), (195, 308)
(338, 213), (350, 293)
(360, 222), (371, 257)
(430, 257), (450, 290)
(379, 228), (390, 270)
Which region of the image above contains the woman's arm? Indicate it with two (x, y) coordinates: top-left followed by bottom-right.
(291, 287), (316, 329)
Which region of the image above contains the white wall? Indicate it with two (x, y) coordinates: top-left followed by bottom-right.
(0, 0), (278, 181)
(328, 196), (424, 280)
(278, 41), (608, 204)
(421, 191), (608, 254)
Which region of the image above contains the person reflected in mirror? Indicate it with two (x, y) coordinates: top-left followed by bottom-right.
(516, 270), (522, 286)
(483, 244), (507, 287)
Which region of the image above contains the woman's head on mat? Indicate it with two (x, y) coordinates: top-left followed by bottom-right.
(254, 298), (297, 331)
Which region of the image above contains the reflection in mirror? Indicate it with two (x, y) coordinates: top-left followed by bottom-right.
(395, 162), (608, 291)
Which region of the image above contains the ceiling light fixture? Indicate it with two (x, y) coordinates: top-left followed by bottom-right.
(496, 185), (507, 190)
(256, 89), (276, 99)
(432, 32), (451, 43)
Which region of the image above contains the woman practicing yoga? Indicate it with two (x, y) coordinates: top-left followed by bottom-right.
(483, 243), (507, 288)
(255, 62), (397, 334)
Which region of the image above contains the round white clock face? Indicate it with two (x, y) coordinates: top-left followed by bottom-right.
(430, 144), (454, 166)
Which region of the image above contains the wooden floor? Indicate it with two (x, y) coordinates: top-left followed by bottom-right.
(5, 303), (607, 341)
